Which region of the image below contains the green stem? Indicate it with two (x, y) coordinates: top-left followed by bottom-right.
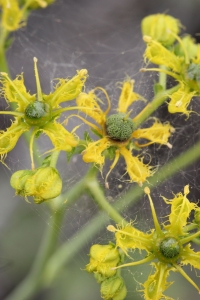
(50, 151), (60, 168)
(86, 176), (124, 224)
(0, 26), (9, 73)
(42, 139), (200, 286)
(133, 84), (180, 129)
(158, 65), (167, 90)
(5, 167), (95, 300)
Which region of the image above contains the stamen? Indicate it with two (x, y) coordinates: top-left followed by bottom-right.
(33, 57), (43, 102)
(144, 187), (162, 235)
(29, 128), (38, 170)
(140, 68), (180, 80)
(65, 114), (102, 135)
(175, 264), (200, 293)
(92, 87), (111, 115)
(167, 29), (189, 65)
(111, 254), (154, 270)
(105, 150), (120, 189)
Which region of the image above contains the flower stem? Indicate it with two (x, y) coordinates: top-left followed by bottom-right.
(133, 84), (180, 129)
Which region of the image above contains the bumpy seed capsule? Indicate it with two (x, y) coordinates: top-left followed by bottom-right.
(24, 101), (51, 126)
(141, 14), (181, 46)
(159, 237), (180, 259)
(100, 276), (127, 300)
(105, 113), (134, 142)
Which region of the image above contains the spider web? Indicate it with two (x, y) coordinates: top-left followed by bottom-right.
(0, 0), (200, 299)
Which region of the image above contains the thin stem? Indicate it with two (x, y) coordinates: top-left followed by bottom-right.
(133, 84), (180, 129)
(50, 151), (60, 168)
(41, 139), (200, 286)
(158, 65), (167, 90)
(86, 175), (124, 224)
(0, 26), (9, 73)
(0, 111), (24, 117)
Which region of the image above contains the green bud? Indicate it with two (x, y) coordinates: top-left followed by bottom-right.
(174, 35), (198, 60)
(159, 237), (180, 259)
(24, 167), (62, 204)
(106, 113), (134, 142)
(24, 101), (51, 126)
(141, 14), (181, 46)
(100, 276), (127, 300)
(10, 170), (34, 197)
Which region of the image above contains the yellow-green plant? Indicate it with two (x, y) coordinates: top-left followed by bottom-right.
(0, 8), (199, 300)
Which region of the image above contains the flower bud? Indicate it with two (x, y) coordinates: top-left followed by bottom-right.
(24, 167), (62, 204)
(141, 14), (181, 46)
(10, 170), (34, 197)
(100, 276), (127, 300)
(86, 244), (120, 278)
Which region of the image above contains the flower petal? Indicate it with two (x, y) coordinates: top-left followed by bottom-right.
(42, 122), (78, 152)
(0, 73), (35, 111)
(117, 78), (146, 113)
(119, 147), (155, 185)
(163, 185), (196, 235)
(182, 244), (200, 270)
(168, 84), (196, 117)
(143, 262), (173, 300)
(82, 137), (110, 169)
(44, 69), (88, 108)
(132, 118), (174, 147)
(143, 36), (182, 73)
(0, 118), (29, 158)
(76, 91), (105, 126)
(114, 223), (152, 255)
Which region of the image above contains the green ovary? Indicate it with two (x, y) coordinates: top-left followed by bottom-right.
(24, 101), (51, 126)
(105, 113), (134, 142)
(159, 237), (180, 259)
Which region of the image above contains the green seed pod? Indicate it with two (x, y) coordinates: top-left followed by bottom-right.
(24, 166), (62, 204)
(24, 101), (51, 126)
(141, 14), (181, 46)
(100, 276), (127, 300)
(86, 244), (120, 278)
(106, 113), (134, 142)
(10, 170), (34, 197)
(159, 237), (180, 259)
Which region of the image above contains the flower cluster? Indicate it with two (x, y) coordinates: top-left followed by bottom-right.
(87, 186), (200, 300)
(141, 14), (200, 117)
(74, 79), (174, 186)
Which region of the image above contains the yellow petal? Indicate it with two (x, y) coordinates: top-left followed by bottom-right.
(182, 244), (200, 270)
(0, 118), (28, 158)
(163, 185), (196, 235)
(168, 84), (195, 117)
(0, 73), (35, 111)
(143, 262), (173, 300)
(82, 137), (110, 169)
(44, 69), (88, 108)
(132, 118), (174, 147)
(42, 122), (78, 152)
(119, 147), (155, 185)
(143, 37), (182, 73)
(114, 223), (152, 255)
(76, 91), (105, 126)
(1, 0), (24, 31)
(117, 78), (146, 113)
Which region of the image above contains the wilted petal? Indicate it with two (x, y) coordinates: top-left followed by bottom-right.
(168, 84), (195, 117)
(117, 79), (146, 113)
(132, 119), (174, 147)
(42, 122), (78, 152)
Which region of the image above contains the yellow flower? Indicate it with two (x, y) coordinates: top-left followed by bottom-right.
(107, 185), (200, 300)
(141, 14), (181, 47)
(0, 57), (88, 168)
(75, 79), (174, 186)
(142, 34), (200, 117)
